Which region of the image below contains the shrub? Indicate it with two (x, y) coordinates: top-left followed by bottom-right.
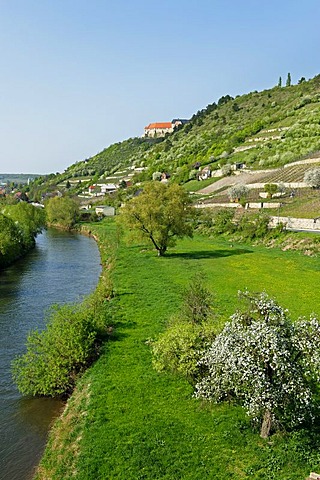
(152, 320), (216, 382)
(212, 208), (236, 234)
(151, 274), (216, 382)
(12, 304), (98, 396)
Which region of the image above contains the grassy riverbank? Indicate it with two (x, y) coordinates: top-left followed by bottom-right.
(35, 221), (320, 479)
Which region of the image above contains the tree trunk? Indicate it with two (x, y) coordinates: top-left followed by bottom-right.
(260, 409), (272, 438)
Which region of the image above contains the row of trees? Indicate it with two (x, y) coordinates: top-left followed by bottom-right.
(0, 194), (82, 269)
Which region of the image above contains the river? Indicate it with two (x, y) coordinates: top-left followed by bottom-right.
(0, 228), (101, 480)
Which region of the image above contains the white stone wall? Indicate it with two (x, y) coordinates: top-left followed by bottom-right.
(270, 216), (320, 231)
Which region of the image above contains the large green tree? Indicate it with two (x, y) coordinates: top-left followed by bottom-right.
(46, 196), (79, 229)
(120, 182), (194, 256)
(0, 214), (23, 266)
(5, 202), (46, 249)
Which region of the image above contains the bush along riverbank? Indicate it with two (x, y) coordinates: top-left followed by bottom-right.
(32, 219), (320, 480)
(0, 202), (45, 268)
(12, 222), (116, 398)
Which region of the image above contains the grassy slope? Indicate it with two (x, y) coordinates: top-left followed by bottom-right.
(36, 222), (320, 480)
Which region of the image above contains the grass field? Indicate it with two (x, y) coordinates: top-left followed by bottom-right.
(183, 177), (220, 193)
(36, 223), (320, 479)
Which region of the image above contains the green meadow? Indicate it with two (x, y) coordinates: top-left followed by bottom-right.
(36, 223), (320, 479)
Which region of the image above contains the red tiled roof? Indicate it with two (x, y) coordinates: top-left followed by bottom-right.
(145, 122), (172, 130)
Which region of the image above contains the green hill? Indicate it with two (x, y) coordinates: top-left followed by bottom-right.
(28, 74), (320, 195)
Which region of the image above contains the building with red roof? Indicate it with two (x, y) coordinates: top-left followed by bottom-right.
(144, 119), (189, 138)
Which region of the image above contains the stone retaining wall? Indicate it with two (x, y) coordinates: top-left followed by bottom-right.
(270, 216), (320, 231)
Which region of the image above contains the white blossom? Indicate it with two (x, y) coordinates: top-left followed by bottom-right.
(195, 292), (320, 434)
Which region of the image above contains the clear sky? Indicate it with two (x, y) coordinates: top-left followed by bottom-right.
(0, 0), (319, 174)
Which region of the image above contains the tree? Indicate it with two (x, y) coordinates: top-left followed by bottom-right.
(264, 183), (278, 198)
(278, 76), (282, 87)
(181, 272), (213, 324)
(286, 72), (292, 87)
(227, 184), (248, 202)
(5, 202), (46, 249)
(0, 214), (23, 266)
(298, 77), (306, 84)
(221, 164), (232, 177)
(152, 171), (162, 181)
(119, 182), (194, 256)
(195, 291), (320, 438)
(304, 167), (320, 188)
(45, 196), (79, 229)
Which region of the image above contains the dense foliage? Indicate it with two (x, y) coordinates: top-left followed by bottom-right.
(195, 291), (320, 437)
(152, 274), (216, 382)
(0, 203), (45, 268)
(197, 208), (285, 242)
(119, 182), (194, 256)
(45, 196), (79, 229)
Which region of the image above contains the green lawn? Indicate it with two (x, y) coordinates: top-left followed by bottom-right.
(183, 177), (220, 193)
(37, 225), (320, 479)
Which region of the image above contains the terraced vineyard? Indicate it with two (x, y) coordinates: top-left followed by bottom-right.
(263, 163), (320, 184)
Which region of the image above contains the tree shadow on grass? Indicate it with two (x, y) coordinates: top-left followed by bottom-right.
(166, 248), (253, 260)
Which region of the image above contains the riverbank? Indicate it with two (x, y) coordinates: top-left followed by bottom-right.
(33, 219), (320, 479)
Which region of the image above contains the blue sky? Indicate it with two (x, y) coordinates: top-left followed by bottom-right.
(0, 0), (319, 174)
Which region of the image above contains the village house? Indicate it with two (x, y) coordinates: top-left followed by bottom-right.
(88, 183), (117, 196)
(198, 166), (212, 180)
(95, 205), (115, 217)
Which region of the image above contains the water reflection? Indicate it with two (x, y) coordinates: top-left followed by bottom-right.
(0, 229), (101, 480)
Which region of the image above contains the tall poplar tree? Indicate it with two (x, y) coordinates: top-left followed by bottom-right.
(286, 72), (291, 86)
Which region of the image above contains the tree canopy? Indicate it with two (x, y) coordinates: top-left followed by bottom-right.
(304, 167), (320, 189)
(0, 203), (46, 267)
(195, 291), (320, 438)
(45, 196), (79, 229)
(119, 182), (194, 256)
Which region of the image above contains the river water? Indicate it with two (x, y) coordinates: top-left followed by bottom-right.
(0, 229), (101, 480)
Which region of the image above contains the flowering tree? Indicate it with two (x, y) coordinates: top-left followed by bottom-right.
(227, 184), (248, 202)
(195, 291), (320, 437)
(304, 167), (320, 189)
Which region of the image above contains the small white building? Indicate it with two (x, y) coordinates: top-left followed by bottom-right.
(100, 183), (117, 194)
(95, 205), (115, 216)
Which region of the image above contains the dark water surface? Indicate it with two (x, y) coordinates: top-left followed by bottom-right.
(0, 229), (101, 480)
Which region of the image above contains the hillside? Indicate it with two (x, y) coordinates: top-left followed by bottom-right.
(26, 74), (320, 198)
